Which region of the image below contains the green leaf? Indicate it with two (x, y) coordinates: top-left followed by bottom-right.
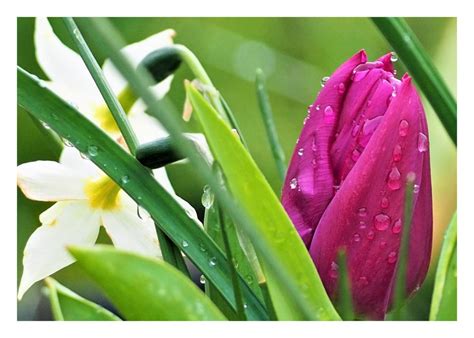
(69, 245), (226, 320)
(371, 17), (457, 145)
(17, 66), (268, 320)
(45, 278), (121, 321)
(430, 212), (457, 320)
(186, 83), (340, 320)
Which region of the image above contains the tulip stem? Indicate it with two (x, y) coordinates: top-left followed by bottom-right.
(256, 68), (287, 184)
(62, 17), (190, 278)
(371, 17), (457, 145)
(391, 173), (415, 320)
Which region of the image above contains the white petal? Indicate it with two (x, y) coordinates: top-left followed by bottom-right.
(17, 161), (86, 201)
(101, 194), (161, 257)
(59, 147), (102, 179)
(34, 17), (103, 112)
(102, 29), (175, 96)
(128, 111), (169, 144)
(18, 201), (101, 299)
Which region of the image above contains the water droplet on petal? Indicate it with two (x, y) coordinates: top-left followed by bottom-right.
(182, 240), (189, 248)
(353, 233), (361, 242)
(413, 184), (420, 194)
(297, 148), (304, 157)
(290, 178), (298, 190)
(312, 159), (317, 168)
(374, 213), (391, 231)
(329, 261), (339, 278)
(87, 145), (98, 157)
(393, 144), (403, 162)
(351, 123), (360, 137)
(199, 275), (206, 284)
(358, 207), (368, 217)
(324, 106), (335, 123)
(381, 197), (389, 209)
(392, 218), (402, 234)
(399, 120), (409, 137)
(321, 76), (330, 87)
(390, 52), (398, 62)
(367, 230), (375, 240)
(209, 257), (217, 267)
(417, 132), (428, 152)
(120, 175), (130, 184)
(315, 104), (321, 111)
(388, 251), (397, 264)
(337, 83), (345, 94)
(387, 167), (401, 191)
(359, 221), (367, 229)
(351, 149), (361, 162)
(358, 276), (369, 286)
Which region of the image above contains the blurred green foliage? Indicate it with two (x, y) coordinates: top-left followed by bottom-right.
(17, 17), (456, 320)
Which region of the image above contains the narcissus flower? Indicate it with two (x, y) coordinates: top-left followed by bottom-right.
(281, 50), (432, 319)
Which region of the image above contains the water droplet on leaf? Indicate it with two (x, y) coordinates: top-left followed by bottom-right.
(321, 76), (330, 87)
(87, 145), (98, 157)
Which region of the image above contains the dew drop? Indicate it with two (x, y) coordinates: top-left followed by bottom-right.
(358, 207), (368, 217)
(87, 145), (98, 157)
(417, 132), (428, 152)
(182, 240), (189, 248)
(61, 137), (73, 147)
(120, 175), (130, 184)
(311, 159), (317, 168)
(399, 120), (409, 137)
(40, 121), (51, 130)
(351, 123), (360, 137)
(201, 185), (214, 209)
(199, 243), (207, 252)
(353, 233), (361, 242)
(380, 197), (389, 209)
(387, 167), (401, 191)
(359, 221), (367, 230)
(337, 83), (345, 94)
(290, 178), (298, 190)
(80, 152), (88, 160)
(392, 218), (402, 234)
(323, 106), (335, 123)
(374, 213), (391, 231)
(209, 257), (217, 267)
(387, 251), (397, 264)
(315, 104), (321, 111)
(351, 149), (361, 162)
(199, 275), (206, 284)
(358, 276), (369, 286)
(390, 52), (398, 63)
(413, 184), (420, 194)
(245, 274), (254, 285)
(329, 261), (339, 279)
(297, 148), (304, 157)
(367, 230), (375, 240)
(321, 76), (330, 87)
(392, 144), (403, 162)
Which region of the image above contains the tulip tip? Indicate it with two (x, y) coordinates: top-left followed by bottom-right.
(358, 49), (368, 63)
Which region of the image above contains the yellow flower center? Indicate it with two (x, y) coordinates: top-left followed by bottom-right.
(93, 86), (137, 133)
(84, 175), (122, 210)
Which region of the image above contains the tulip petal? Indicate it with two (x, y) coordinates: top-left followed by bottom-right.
(309, 76), (432, 319)
(101, 194), (161, 257)
(34, 17), (102, 112)
(282, 50), (366, 246)
(102, 29), (175, 98)
(18, 201), (100, 299)
(17, 161), (87, 201)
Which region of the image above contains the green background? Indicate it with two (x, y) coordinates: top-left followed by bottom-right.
(17, 17), (456, 320)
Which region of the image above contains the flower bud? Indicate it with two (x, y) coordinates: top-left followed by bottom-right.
(139, 47), (182, 84)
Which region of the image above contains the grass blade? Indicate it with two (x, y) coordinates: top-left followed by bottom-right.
(371, 17), (457, 145)
(45, 278), (121, 321)
(256, 68), (287, 183)
(17, 66), (268, 320)
(69, 245), (226, 320)
(430, 212), (457, 320)
(335, 250), (354, 320)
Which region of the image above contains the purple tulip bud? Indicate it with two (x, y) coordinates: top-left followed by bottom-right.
(281, 50), (432, 319)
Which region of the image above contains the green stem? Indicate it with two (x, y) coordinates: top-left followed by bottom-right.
(256, 68), (287, 183)
(44, 278), (64, 321)
(62, 17), (188, 277)
(335, 249), (355, 320)
(62, 17), (139, 154)
(371, 17), (457, 145)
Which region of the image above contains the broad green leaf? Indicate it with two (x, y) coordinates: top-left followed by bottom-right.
(430, 212), (457, 320)
(186, 84), (340, 320)
(69, 245), (226, 320)
(45, 278), (120, 321)
(17, 67), (267, 320)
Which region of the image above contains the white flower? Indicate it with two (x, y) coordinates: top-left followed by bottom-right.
(17, 18), (204, 299)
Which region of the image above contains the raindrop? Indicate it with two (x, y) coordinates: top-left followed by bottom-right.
(413, 184), (420, 194)
(367, 230), (375, 240)
(387, 167), (401, 191)
(243, 303), (248, 309)
(315, 104), (321, 111)
(323, 106), (335, 123)
(329, 261), (339, 279)
(87, 145), (98, 157)
(353, 233), (361, 242)
(399, 120), (409, 137)
(201, 185), (214, 209)
(311, 159), (317, 168)
(393, 144), (403, 162)
(38, 80), (47, 88)
(199, 243), (206, 252)
(40, 121), (51, 130)
(182, 240), (189, 248)
(245, 275), (254, 285)
(297, 148), (304, 157)
(120, 175), (130, 184)
(359, 221), (367, 229)
(351, 123), (360, 137)
(337, 83), (346, 94)
(209, 257), (217, 267)
(321, 76), (330, 87)
(351, 149), (361, 162)
(358, 276), (369, 286)
(381, 197), (389, 209)
(61, 137), (73, 147)
(390, 52), (399, 63)
(290, 178), (298, 190)
(199, 275), (206, 285)
(392, 219), (402, 234)
(374, 213), (391, 231)
(387, 251), (397, 264)
(358, 207), (368, 217)
(80, 152), (88, 160)
(417, 132), (428, 152)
